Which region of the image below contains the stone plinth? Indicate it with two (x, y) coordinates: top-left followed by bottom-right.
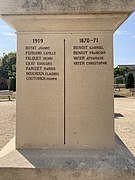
(0, 136), (135, 180)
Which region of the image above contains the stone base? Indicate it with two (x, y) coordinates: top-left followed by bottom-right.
(0, 135), (135, 180)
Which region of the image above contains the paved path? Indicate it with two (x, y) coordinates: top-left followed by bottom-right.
(0, 98), (134, 156)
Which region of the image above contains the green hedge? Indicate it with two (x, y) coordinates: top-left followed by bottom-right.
(9, 78), (16, 91)
(125, 73), (134, 89)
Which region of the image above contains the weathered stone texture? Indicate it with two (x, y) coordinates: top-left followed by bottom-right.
(0, 0), (135, 15)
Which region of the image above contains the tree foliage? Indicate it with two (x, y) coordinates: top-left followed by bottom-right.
(114, 66), (129, 79)
(0, 52), (16, 90)
(0, 52), (16, 78)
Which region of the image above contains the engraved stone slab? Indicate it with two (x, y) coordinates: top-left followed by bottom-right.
(16, 32), (114, 149)
(17, 34), (64, 148)
(66, 33), (114, 149)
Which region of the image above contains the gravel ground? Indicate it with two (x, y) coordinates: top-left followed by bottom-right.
(0, 98), (134, 157)
(0, 99), (16, 151)
(114, 97), (135, 156)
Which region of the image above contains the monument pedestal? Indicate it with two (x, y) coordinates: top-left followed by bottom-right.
(0, 1), (135, 180)
(0, 136), (135, 180)
(1, 14), (129, 150)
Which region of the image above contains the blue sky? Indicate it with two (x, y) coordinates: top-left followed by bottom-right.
(114, 12), (135, 67)
(0, 19), (16, 56)
(0, 12), (135, 67)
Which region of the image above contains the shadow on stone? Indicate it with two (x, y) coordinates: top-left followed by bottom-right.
(14, 134), (135, 169)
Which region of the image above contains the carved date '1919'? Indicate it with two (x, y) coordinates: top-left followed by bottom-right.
(33, 39), (44, 43)
(79, 38), (98, 43)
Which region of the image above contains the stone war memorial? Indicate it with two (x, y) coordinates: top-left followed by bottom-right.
(0, 0), (135, 179)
